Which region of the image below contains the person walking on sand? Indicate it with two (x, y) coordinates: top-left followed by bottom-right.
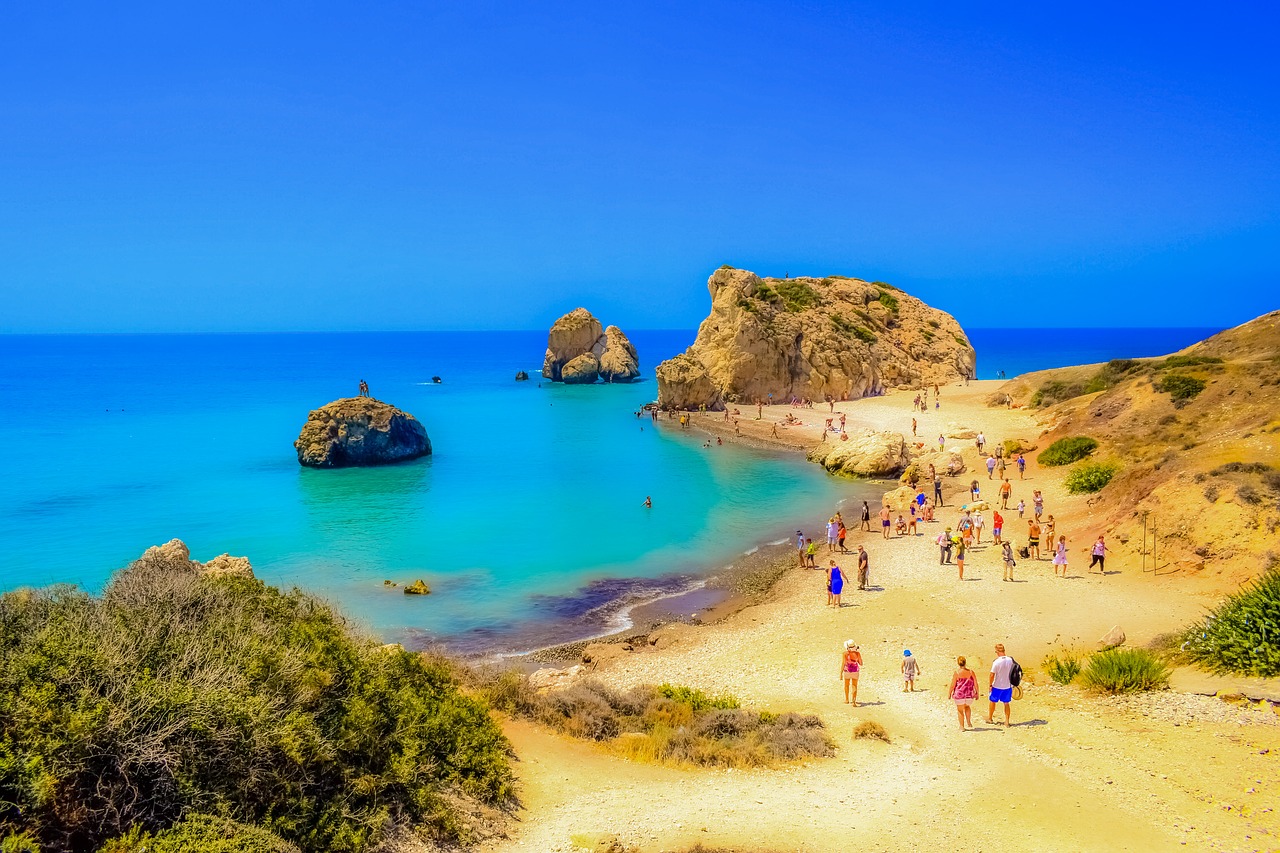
(1002, 540), (1016, 581)
(937, 527), (953, 564)
(907, 503), (918, 536)
(805, 538), (819, 567)
(1016, 498), (1026, 519)
(796, 530), (807, 567)
(977, 432), (986, 453)
(954, 536), (967, 580)
(1042, 514), (1056, 550)
(826, 559), (845, 607)
(856, 544), (870, 590)
(880, 505), (892, 540)
(1053, 535), (1069, 577)
(912, 417), (917, 437)
(837, 519), (848, 553)
(1000, 478), (1012, 509)
(1033, 490), (1044, 520)
(938, 433), (946, 452)
(1087, 535), (1111, 575)
(934, 474), (944, 507)
(902, 650), (921, 692)
(861, 501), (871, 532)
(827, 517), (839, 552)
(1016, 454), (1026, 480)
(840, 641), (863, 705)
(1027, 518), (1041, 560)
(973, 509), (984, 544)
(948, 656), (979, 730)
(986, 455), (997, 479)
(992, 509), (1004, 545)
(987, 644), (1015, 727)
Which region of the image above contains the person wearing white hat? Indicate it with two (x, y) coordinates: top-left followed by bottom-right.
(839, 640), (863, 705)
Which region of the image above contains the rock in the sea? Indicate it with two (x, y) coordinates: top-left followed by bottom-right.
(560, 352), (600, 384)
(294, 397), (431, 468)
(807, 430), (910, 477)
(135, 539), (255, 579)
(541, 308), (640, 384)
(598, 325), (640, 383)
(403, 579), (430, 595)
(656, 267), (976, 410)
(515, 370), (529, 381)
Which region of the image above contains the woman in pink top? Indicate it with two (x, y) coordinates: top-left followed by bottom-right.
(839, 640), (863, 705)
(947, 656), (979, 730)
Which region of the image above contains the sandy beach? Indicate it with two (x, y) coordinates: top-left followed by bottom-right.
(486, 382), (1280, 853)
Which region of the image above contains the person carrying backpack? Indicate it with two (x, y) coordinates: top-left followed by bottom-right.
(987, 643), (1019, 726)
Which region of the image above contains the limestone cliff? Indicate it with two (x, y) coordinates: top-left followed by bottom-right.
(542, 309), (640, 383)
(294, 397), (431, 468)
(656, 267), (975, 410)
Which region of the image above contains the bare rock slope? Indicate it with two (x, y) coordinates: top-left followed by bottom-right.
(656, 267), (975, 410)
(542, 309), (640, 384)
(294, 397), (431, 468)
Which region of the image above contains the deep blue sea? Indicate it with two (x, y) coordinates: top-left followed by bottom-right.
(0, 326), (1216, 653)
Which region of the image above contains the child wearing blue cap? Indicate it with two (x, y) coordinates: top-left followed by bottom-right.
(901, 650), (921, 692)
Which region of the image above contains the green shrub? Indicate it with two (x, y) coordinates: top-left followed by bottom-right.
(1211, 461), (1273, 476)
(853, 326), (876, 344)
(100, 815), (299, 853)
(875, 291), (899, 313)
(1156, 373), (1207, 402)
(655, 683), (740, 711)
(829, 313), (854, 335)
(1031, 379), (1087, 407)
(0, 833), (38, 853)
(775, 280), (821, 312)
(1160, 354), (1222, 369)
(0, 555), (515, 852)
(1043, 652), (1082, 685)
(1037, 436), (1099, 466)
(927, 319), (940, 328)
(1080, 648), (1170, 694)
(953, 334), (968, 347)
(1181, 564), (1280, 677)
(1084, 359), (1144, 394)
(870, 280), (899, 291)
(1064, 461), (1119, 494)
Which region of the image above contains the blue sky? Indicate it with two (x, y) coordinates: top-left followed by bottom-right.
(2, 2), (1277, 332)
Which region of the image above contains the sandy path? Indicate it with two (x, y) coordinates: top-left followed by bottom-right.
(485, 383), (1279, 853)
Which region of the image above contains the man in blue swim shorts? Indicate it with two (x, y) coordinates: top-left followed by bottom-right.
(987, 643), (1014, 726)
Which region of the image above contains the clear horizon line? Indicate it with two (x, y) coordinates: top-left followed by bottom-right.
(0, 325), (1227, 337)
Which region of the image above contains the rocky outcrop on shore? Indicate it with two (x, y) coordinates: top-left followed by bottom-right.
(807, 430), (910, 477)
(136, 538), (255, 578)
(542, 309), (640, 384)
(656, 267), (975, 410)
(294, 397), (431, 468)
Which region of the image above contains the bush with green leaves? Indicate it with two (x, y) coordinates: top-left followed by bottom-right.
(775, 280), (821, 312)
(1042, 652), (1083, 685)
(1181, 564), (1280, 677)
(1080, 648), (1170, 694)
(0, 554), (515, 852)
(98, 815), (299, 853)
(1037, 436), (1099, 467)
(1156, 373), (1207, 402)
(1064, 461), (1119, 494)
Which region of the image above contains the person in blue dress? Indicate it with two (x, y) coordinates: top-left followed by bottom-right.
(826, 559), (845, 608)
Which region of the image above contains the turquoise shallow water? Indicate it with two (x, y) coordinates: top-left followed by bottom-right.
(0, 327), (1217, 652)
(0, 331), (881, 652)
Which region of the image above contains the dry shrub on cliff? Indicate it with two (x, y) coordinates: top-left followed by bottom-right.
(477, 675), (833, 769)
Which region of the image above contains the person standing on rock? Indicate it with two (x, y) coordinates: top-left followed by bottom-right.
(987, 644), (1015, 727)
(840, 641), (863, 705)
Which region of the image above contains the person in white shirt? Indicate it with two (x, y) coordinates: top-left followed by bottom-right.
(987, 643), (1014, 726)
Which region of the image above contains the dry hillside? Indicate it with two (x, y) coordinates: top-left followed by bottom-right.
(995, 310), (1280, 583)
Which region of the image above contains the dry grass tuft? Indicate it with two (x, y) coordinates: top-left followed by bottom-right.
(852, 720), (891, 742)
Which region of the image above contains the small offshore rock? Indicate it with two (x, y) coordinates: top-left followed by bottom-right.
(515, 370), (529, 381)
(294, 397), (431, 468)
(199, 553), (254, 578)
(403, 579), (430, 595)
(383, 580), (397, 587)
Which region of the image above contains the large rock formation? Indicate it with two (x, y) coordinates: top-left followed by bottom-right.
(294, 397), (431, 468)
(136, 538), (255, 578)
(656, 267), (976, 410)
(807, 430), (910, 477)
(542, 309), (640, 384)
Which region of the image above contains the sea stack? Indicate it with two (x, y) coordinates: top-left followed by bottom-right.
(294, 397), (432, 468)
(541, 308), (640, 384)
(656, 267), (976, 410)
